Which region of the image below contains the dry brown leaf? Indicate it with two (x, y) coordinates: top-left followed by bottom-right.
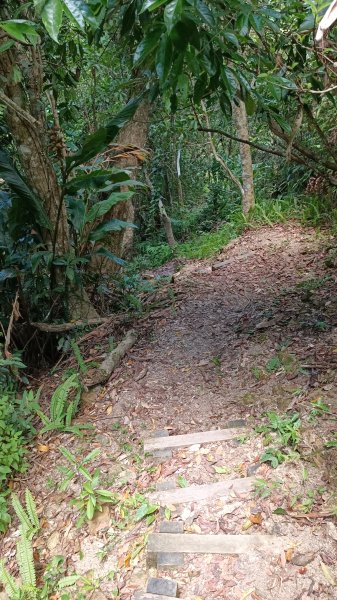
(106, 405), (113, 415)
(249, 512), (262, 525)
(321, 561), (336, 586)
(37, 444), (49, 453)
(285, 547), (294, 562)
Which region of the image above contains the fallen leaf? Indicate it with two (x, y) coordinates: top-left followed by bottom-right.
(321, 561), (336, 586)
(298, 567), (307, 575)
(249, 512), (262, 525)
(37, 444), (49, 453)
(285, 548), (294, 562)
(106, 405), (113, 415)
(242, 519), (253, 531)
(240, 589), (255, 600)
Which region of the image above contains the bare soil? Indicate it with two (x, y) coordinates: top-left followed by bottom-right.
(2, 223), (337, 600)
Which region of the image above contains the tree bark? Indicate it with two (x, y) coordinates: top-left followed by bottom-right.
(232, 99), (255, 214)
(0, 34), (99, 320)
(158, 199), (177, 247)
(106, 98), (150, 272)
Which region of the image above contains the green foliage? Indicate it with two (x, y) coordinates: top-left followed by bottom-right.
(34, 374), (90, 435)
(256, 412), (301, 447)
(0, 395), (28, 485)
(59, 446), (116, 526)
(254, 478), (282, 499)
(12, 489), (40, 540)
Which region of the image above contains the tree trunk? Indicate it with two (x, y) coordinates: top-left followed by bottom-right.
(0, 38), (99, 320)
(106, 98), (150, 272)
(158, 199), (177, 248)
(232, 99), (255, 214)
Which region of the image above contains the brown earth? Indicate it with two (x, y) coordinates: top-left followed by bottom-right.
(2, 223), (337, 600)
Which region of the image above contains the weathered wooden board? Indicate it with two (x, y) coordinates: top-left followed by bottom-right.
(144, 427), (246, 452)
(150, 476), (254, 505)
(148, 533), (286, 555)
(135, 595), (178, 600)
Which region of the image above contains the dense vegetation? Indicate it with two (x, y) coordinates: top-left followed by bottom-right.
(2, 0), (337, 591)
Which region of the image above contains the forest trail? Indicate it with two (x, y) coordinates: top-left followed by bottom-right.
(3, 223), (337, 600)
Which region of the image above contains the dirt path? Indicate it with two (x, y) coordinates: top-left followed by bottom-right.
(2, 223), (337, 600)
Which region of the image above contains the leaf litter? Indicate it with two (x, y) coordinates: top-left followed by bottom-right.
(2, 224), (337, 599)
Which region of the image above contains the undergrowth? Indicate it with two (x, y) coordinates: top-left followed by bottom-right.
(129, 194), (332, 272)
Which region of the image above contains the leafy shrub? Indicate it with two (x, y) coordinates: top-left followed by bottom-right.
(0, 395), (28, 486)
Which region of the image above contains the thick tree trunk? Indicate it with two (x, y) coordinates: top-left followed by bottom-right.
(0, 40), (99, 320)
(232, 99), (255, 214)
(106, 98), (150, 272)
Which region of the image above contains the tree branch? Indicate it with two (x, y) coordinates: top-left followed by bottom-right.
(0, 91), (38, 126)
(200, 101), (244, 195)
(197, 126), (286, 158)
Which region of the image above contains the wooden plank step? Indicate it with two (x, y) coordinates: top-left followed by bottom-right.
(150, 476), (254, 505)
(136, 592), (177, 600)
(148, 533), (286, 555)
(144, 427), (246, 453)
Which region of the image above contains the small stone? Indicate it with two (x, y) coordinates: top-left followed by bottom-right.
(159, 521), (183, 534)
(291, 552), (315, 566)
(156, 480), (176, 492)
(247, 463), (261, 477)
(146, 577), (178, 597)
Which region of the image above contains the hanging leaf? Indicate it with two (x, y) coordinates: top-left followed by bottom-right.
(140, 0), (169, 13)
(0, 151), (51, 231)
(85, 192), (133, 223)
(0, 20), (39, 45)
(88, 219), (137, 242)
(93, 248), (125, 266)
(195, 0), (215, 27)
(66, 97), (144, 171)
(33, 0), (63, 42)
(134, 29), (162, 66)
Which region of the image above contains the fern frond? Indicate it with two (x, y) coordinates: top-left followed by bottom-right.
(12, 494), (31, 533)
(50, 374), (79, 422)
(0, 559), (19, 598)
(70, 340), (87, 374)
(65, 401), (74, 426)
(25, 490), (39, 531)
(16, 532), (36, 588)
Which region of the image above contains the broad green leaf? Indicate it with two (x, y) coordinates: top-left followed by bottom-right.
(273, 507), (286, 515)
(62, 0), (85, 28)
(85, 191), (133, 222)
(34, 0), (63, 41)
(86, 497), (95, 520)
(93, 248), (125, 266)
(213, 466), (230, 474)
(140, 0), (169, 13)
(195, 0), (215, 27)
(88, 219), (137, 242)
(0, 150), (51, 230)
(0, 39), (14, 53)
(82, 448), (101, 464)
(164, 0), (183, 32)
(134, 29), (162, 66)
(135, 502), (158, 522)
(66, 97), (143, 171)
(0, 20), (39, 45)
(156, 34), (173, 82)
(223, 31), (239, 47)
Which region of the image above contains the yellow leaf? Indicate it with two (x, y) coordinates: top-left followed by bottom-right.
(321, 561), (336, 586)
(240, 589), (255, 600)
(106, 405), (113, 415)
(242, 519), (253, 531)
(285, 547), (294, 562)
(37, 444), (49, 453)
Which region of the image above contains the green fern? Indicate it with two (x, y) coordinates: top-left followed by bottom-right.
(0, 559), (19, 598)
(12, 492), (39, 540)
(16, 533), (36, 588)
(50, 374), (79, 423)
(24, 490), (39, 531)
(70, 340), (87, 374)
